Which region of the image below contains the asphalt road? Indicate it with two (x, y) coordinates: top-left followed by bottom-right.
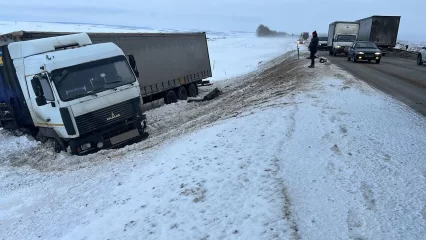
(323, 52), (426, 116)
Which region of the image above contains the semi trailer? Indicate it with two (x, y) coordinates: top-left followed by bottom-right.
(1, 31), (212, 105)
(356, 15), (401, 55)
(0, 31), (212, 155)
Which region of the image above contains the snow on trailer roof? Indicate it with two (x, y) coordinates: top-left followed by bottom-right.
(0, 30), (208, 40)
(7, 33), (92, 60)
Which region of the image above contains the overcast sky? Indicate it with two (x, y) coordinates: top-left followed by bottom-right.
(1, 0), (424, 41)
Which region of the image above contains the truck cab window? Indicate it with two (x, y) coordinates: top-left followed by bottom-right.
(39, 77), (55, 101)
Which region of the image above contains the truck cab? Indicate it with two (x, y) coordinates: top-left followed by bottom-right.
(332, 34), (357, 56)
(328, 22), (359, 56)
(0, 33), (147, 154)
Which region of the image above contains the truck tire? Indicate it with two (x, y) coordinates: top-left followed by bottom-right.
(164, 90), (178, 104)
(176, 86), (188, 100)
(376, 59), (381, 64)
(186, 83), (198, 97)
(329, 50), (333, 56)
(417, 54), (423, 65)
(352, 54), (357, 63)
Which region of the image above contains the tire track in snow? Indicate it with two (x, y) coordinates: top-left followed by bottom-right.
(274, 104), (301, 240)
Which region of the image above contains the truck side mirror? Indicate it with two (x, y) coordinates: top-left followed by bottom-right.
(31, 76), (47, 106)
(128, 55), (139, 78)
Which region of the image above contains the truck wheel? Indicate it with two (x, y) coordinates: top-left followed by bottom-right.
(164, 90), (178, 104)
(352, 54), (357, 63)
(54, 140), (63, 153)
(176, 86), (188, 100)
(376, 59), (381, 64)
(417, 55), (423, 65)
(333, 50), (337, 57)
(187, 83), (198, 97)
(329, 50), (333, 56)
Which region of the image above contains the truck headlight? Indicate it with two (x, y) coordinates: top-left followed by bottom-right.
(375, 52), (381, 55)
(81, 143), (91, 151)
(357, 52), (364, 54)
(336, 46), (341, 48)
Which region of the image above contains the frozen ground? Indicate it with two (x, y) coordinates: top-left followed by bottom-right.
(0, 21), (295, 83)
(1, 42), (426, 239)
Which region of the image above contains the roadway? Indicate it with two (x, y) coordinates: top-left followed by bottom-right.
(323, 52), (426, 116)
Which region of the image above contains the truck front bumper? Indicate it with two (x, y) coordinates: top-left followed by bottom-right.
(69, 114), (148, 155)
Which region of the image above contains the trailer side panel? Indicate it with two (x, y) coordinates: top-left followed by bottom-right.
(357, 17), (373, 42)
(370, 16), (400, 47)
(8, 31), (212, 97)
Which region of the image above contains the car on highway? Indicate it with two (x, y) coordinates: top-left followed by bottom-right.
(347, 41), (382, 64)
(417, 47), (426, 65)
(318, 34), (328, 50)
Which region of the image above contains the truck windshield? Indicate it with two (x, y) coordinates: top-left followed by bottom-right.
(319, 37), (328, 41)
(51, 55), (136, 101)
(337, 35), (356, 42)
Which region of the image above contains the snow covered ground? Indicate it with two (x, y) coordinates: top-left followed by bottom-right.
(1, 22), (426, 240)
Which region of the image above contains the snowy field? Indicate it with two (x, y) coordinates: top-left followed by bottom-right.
(1, 22), (426, 240)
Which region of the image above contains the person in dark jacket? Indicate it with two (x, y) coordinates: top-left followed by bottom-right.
(308, 31), (319, 68)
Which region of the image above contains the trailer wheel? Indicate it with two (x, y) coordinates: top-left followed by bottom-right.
(187, 83), (198, 97)
(164, 90), (178, 104)
(176, 86), (188, 100)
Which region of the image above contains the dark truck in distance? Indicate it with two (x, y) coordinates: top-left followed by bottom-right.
(356, 16), (401, 56)
(1, 31), (212, 106)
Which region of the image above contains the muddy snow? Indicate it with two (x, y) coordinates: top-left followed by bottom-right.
(1, 46), (426, 239)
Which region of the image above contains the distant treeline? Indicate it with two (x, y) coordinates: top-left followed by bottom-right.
(256, 24), (288, 37)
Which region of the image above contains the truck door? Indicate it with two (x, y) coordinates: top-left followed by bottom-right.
(27, 73), (63, 129)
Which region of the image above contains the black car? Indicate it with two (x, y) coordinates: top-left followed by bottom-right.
(347, 41), (382, 64)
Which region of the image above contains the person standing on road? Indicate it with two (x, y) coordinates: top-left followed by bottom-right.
(308, 31), (319, 68)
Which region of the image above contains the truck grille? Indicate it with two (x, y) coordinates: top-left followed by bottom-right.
(75, 97), (142, 135)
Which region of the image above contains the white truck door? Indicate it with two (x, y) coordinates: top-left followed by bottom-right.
(27, 74), (63, 129)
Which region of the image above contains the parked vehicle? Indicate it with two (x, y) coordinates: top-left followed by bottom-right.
(328, 21), (359, 56)
(347, 41), (382, 64)
(0, 33), (147, 154)
(318, 33), (328, 50)
(356, 16), (401, 56)
(418, 47), (426, 65)
(1, 31), (212, 105)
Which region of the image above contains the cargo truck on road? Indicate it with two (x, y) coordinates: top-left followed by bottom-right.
(356, 15), (401, 56)
(328, 21), (360, 56)
(0, 31), (212, 155)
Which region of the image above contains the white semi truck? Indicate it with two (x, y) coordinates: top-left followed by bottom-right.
(0, 31), (212, 155)
(328, 21), (360, 56)
(0, 33), (147, 154)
